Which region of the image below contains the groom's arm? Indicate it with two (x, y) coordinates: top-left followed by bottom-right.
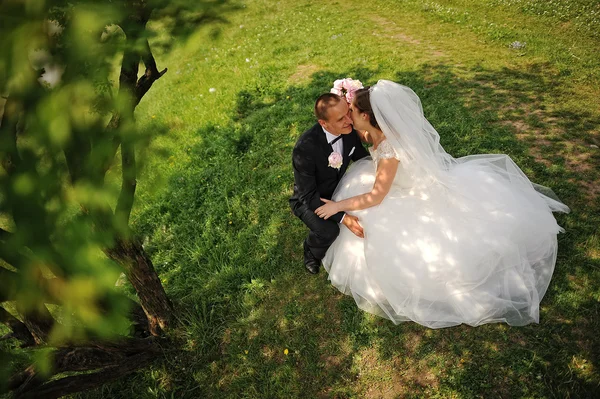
(292, 147), (323, 212)
(292, 147), (345, 222)
(328, 209), (345, 223)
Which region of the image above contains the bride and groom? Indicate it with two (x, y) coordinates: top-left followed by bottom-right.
(289, 79), (569, 328)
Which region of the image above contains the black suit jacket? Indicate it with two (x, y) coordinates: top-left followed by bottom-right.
(290, 123), (369, 223)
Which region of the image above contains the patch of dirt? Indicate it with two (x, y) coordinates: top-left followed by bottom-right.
(391, 32), (422, 45)
(586, 245), (599, 260)
(358, 347), (410, 399)
(368, 15), (446, 58)
(261, 344), (275, 359)
(569, 178), (600, 201)
(288, 64), (320, 83)
(402, 332), (423, 355)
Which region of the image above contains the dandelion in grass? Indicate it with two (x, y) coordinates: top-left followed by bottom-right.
(509, 41), (526, 49)
(284, 348), (289, 355)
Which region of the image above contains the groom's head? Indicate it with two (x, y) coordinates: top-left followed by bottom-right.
(315, 93), (353, 136)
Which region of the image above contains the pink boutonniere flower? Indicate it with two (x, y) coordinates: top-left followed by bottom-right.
(328, 151), (343, 170)
(330, 78), (364, 103)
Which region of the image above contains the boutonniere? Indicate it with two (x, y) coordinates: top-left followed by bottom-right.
(328, 151), (343, 170)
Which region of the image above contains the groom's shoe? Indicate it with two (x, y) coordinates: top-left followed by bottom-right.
(305, 259), (320, 274)
(303, 243), (320, 274)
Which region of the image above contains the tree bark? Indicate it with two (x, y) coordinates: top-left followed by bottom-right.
(0, 95), (21, 175)
(17, 352), (156, 399)
(106, 239), (172, 336)
(20, 305), (55, 345)
(98, 295), (150, 337)
(0, 306), (35, 347)
(135, 39), (168, 107)
(11, 338), (160, 399)
(115, 140), (137, 227)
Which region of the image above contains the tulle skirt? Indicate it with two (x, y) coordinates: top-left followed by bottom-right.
(322, 157), (568, 328)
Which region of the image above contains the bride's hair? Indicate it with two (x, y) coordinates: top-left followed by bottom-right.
(354, 87), (380, 130)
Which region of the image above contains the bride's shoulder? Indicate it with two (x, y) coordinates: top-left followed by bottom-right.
(376, 140), (399, 160)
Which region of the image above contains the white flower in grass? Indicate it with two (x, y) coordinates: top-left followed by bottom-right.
(509, 41), (526, 49)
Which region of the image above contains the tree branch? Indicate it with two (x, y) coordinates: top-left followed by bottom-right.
(0, 95), (21, 175)
(62, 131), (92, 185)
(12, 342), (159, 399)
(134, 39), (168, 107)
(1, 266), (151, 339)
(1, 267), (56, 343)
(0, 306), (35, 347)
(20, 305), (55, 345)
(115, 140), (136, 227)
(101, 134), (121, 176)
(0, 266), (19, 302)
(0, 227), (12, 241)
(10, 337), (160, 391)
(0, 236), (68, 279)
(97, 37), (138, 185)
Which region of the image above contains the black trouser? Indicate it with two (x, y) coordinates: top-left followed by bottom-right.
(294, 205), (340, 263)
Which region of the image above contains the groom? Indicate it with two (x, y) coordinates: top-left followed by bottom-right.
(290, 93), (369, 274)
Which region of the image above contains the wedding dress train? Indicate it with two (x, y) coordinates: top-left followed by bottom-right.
(322, 81), (568, 328)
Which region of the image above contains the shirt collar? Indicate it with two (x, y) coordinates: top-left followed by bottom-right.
(322, 127), (341, 144)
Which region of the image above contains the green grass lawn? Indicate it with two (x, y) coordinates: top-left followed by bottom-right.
(79, 0), (600, 397)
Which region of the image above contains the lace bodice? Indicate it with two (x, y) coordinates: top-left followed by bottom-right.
(368, 139), (414, 188)
(368, 140), (400, 167)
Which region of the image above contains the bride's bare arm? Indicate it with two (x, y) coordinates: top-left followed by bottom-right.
(315, 158), (399, 219)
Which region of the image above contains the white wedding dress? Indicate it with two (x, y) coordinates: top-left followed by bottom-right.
(322, 81), (569, 328)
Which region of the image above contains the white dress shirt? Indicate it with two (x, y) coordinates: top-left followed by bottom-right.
(322, 127), (344, 156)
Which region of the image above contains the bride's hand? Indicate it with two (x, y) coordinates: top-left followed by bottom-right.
(315, 198), (340, 219)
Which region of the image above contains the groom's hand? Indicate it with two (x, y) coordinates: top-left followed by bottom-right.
(342, 215), (364, 238)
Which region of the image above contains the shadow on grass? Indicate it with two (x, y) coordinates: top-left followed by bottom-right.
(84, 64), (599, 398)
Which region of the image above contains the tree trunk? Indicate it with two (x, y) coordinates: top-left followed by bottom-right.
(106, 238), (172, 336)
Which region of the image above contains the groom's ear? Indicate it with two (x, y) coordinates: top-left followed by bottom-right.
(317, 119), (327, 129)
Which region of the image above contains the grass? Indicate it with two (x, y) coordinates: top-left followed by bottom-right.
(66, 0), (600, 397)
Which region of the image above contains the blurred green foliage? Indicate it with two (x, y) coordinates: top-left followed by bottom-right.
(0, 0), (237, 392)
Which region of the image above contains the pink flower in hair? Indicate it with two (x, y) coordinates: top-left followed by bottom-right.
(330, 77), (364, 103)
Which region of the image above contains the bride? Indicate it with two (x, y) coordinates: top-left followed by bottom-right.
(315, 80), (569, 328)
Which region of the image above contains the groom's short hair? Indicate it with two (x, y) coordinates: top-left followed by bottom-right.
(315, 93), (342, 121)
